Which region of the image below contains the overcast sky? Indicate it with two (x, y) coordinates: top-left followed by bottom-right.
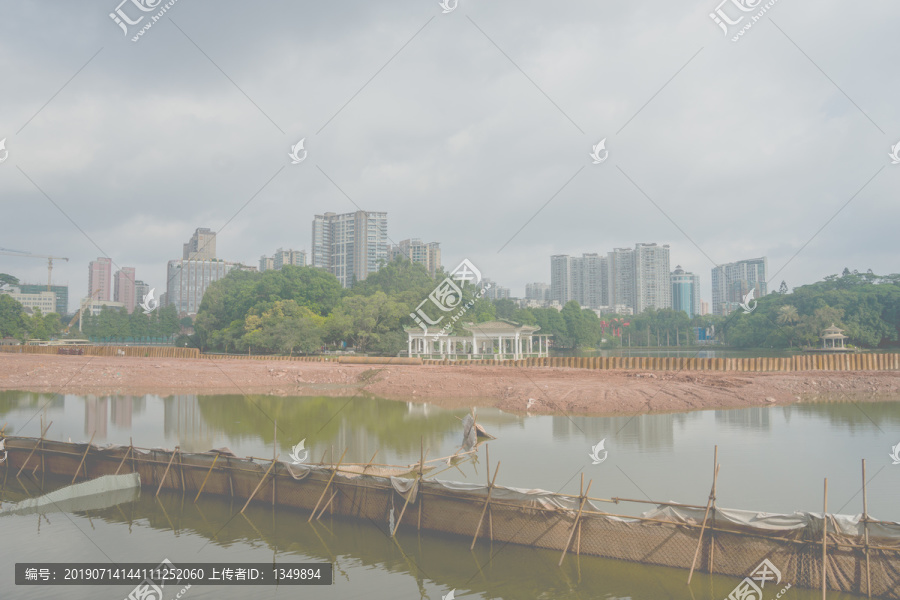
(1, 0), (897, 312)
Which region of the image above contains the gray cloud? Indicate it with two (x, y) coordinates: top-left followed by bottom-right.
(0, 0), (897, 310)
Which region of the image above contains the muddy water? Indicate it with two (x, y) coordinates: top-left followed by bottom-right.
(1, 391), (899, 599)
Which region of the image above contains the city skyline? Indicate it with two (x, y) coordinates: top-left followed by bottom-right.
(2, 2), (895, 316)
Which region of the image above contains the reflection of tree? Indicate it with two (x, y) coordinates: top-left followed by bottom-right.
(791, 399), (900, 431)
(0, 391), (64, 419)
(195, 395), (463, 456)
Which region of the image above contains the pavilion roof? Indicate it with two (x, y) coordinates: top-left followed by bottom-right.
(461, 320), (541, 334)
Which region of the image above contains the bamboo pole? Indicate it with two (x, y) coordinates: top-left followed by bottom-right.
(70, 431), (96, 484)
(822, 478), (828, 600)
(418, 439), (424, 531)
(308, 448), (348, 522)
(471, 462), (500, 550)
(316, 491), (339, 520)
(862, 460), (871, 598)
(17, 421), (52, 477)
(241, 456), (279, 514)
(114, 445), (131, 475)
(559, 478), (593, 567)
(155, 448), (178, 496)
(193, 453), (219, 503)
(393, 446), (428, 536)
(688, 446), (719, 584)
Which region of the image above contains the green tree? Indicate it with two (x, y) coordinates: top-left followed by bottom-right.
(327, 292), (407, 354)
(0, 274), (19, 290)
(0, 295), (26, 338)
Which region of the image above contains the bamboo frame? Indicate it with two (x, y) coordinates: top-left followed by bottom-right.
(241, 457), (279, 514)
(688, 446), (719, 584)
(559, 478), (593, 566)
(862, 459), (871, 598)
(822, 478), (828, 600)
(308, 448), (348, 523)
(156, 448), (178, 496)
(471, 461), (500, 550)
(71, 432), (96, 484)
(194, 453), (219, 503)
(17, 422), (51, 478)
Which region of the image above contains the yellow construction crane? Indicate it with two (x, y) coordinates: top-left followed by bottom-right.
(0, 248), (69, 290)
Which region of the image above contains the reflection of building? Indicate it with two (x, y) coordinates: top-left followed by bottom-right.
(551, 412), (700, 452)
(163, 395), (215, 453)
(84, 396), (108, 438)
(714, 407), (771, 431)
(110, 397), (133, 428)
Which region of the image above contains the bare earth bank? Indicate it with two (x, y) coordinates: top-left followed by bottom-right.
(1, 354), (898, 415)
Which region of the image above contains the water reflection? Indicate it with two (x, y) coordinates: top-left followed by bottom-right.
(2, 391), (899, 521)
(0, 476), (864, 600)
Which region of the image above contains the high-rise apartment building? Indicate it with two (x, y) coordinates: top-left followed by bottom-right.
(134, 280), (150, 308)
(606, 248), (635, 311)
(88, 257), (112, 302)
(114, 267), (137, 313)
(389, 239), (441, 277)
(259, 256), (275, 272)
(525, 283), (551, 303)
(271, 248), (307, 270)
(711, 257), (768, 315)
(633, 243), (671, 313)
(311, 211), (389, 287)
(183, 228), (216, 261)
(166, 228), (248, 316)
(551, 253), (610, 309)
(671, 265), (701, 317)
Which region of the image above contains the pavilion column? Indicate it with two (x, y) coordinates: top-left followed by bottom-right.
(408, 336), (412, 356)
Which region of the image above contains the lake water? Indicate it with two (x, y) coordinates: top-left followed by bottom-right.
(2, 390), (899, 599)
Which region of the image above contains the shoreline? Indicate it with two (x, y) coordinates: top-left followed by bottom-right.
(1, 354), (899, 415)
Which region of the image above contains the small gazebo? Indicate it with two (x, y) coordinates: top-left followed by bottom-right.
(820, 323), (848, 349)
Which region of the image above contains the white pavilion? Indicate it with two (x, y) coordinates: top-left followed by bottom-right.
(406, 319), (550, 360)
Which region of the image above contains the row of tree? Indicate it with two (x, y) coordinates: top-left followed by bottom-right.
(4, 264), (898, 352)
